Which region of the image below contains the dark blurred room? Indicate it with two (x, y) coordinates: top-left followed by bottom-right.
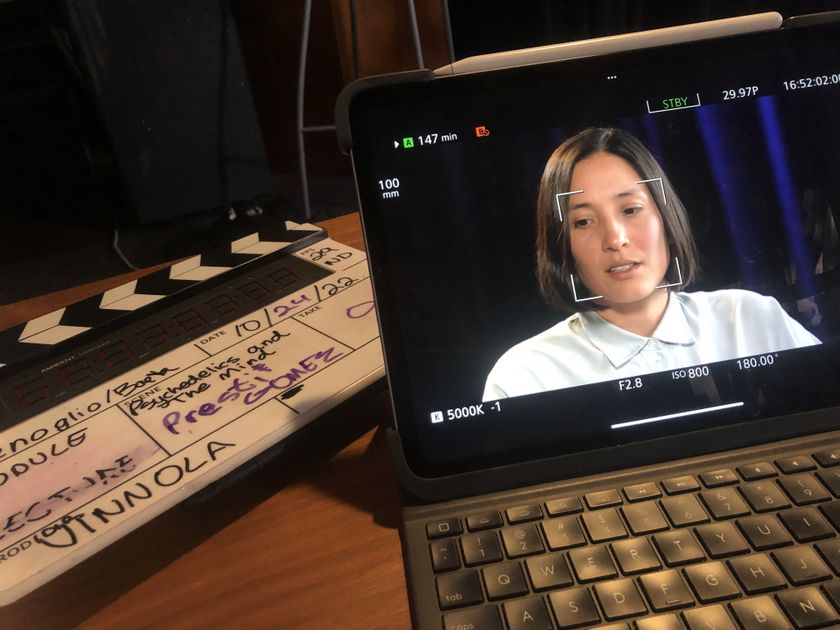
(2, 0), (839, 304)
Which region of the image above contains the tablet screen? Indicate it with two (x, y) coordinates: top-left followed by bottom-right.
(348, 22), (840, 478)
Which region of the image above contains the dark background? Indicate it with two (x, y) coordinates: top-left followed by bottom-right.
(449, 0), (840, 58)
(3, 0), (840, 306)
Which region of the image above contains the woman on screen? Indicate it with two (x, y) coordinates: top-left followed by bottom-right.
(483, 127), (820, 401)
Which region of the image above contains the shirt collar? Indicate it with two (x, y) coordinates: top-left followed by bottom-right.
(576, 293), (696, 369)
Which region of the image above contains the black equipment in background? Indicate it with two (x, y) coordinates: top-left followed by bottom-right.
(64, 0), (272, 224)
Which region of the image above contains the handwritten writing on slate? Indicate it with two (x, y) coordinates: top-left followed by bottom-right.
(123, 317), (356, 450)
(0, 239), (383, 603)
(0, 414), (165, 548)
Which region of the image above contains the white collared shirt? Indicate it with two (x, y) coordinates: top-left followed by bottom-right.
(482, 289), (821, 401)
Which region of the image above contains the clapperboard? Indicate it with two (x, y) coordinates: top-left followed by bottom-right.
(0, 221), (384, 604)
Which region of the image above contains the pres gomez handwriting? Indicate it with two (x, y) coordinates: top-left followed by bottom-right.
(161, 347), (343, 435)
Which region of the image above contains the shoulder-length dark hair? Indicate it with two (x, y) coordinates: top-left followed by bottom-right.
(536, 127), (699, 312)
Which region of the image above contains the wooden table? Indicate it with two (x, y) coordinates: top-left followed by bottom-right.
(1, 214), (412, 629)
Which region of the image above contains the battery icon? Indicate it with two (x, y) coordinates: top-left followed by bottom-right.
(430, 411), (444, 424)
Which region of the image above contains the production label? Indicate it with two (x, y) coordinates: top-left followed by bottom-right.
(0, 239), (384, 603)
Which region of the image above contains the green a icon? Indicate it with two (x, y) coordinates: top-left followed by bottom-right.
(402, 137), (415, 149)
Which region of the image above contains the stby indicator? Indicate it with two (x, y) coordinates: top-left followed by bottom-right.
(645, 93), (701, 114)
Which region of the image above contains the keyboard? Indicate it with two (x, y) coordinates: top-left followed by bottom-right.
(413, 446), (840, 629)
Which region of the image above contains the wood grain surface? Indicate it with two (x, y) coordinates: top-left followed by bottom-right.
(1, 213), (412, 629)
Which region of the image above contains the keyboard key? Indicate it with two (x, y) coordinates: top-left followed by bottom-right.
(816, 469), (840, 497)
(621, 502), (669, 535)
(500, 524), (544, 558)
(431, 539), (460, 572)
(541, 515), (586, 550)
(815, 539), (840, 574)
(548, 586), (601, 628)
(525, 552), (573, 591)
(482, 561), (528, 600)
(506, 504), (543, 524)
(772, 546), (832, 585)
(737, 514), (793, 550)
(662, 475), (700, 495)
(466, 510), (503, 532)
(582, 508), (628, 542)
(611, 537), (662, 575)
(683, 561), (741, 603)
(545, 496), (583, 516)
(694, 522), (750, 558)
(700, 469), (738, 488)
(813, 449), (840, 467)
(737, 461), (778, 481)
(778, 474), (831, 505)
(427, 517), (462, 539)
(442, 605), (503, 630)
(728, 553), (787, 594)
(776, 455), (817, 474)
(819, 500), (840, 530)
(503, 596), (553, 630)
(436, 570), (483, 609)
(569, 544), (618, 582)
(639, 569), (695, 611)
(593, 578), (647, 620)
(699, 487), (751, 520)
(636, 615), (682, 630)
(739, 481), (791, 512)
(595, 624), (631, 630)
(682, 604), (738, 630)
(821, 580), (840, 611)
(585, 488), (623, 509)
(776, 587), (839, 628)
(778, 507), (835, 542)
(624, 481), (661, 502)
(660, 494), (710, 527)
(461, 532), (503, 566)
(653, 530), (706, 566)
(729, 595), (788, 630)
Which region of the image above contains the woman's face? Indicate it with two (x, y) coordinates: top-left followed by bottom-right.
(566, 151), (670, 311)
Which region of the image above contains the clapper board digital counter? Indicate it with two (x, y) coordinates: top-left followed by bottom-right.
(0, 221), (385, 604)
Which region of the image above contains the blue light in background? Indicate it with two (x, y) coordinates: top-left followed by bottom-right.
(758, 96), (816, 299)
(696, 105), (757, 286)
(640, 114), (665, 161)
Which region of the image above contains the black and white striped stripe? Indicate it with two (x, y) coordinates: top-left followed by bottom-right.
(0, 221), (322, 370)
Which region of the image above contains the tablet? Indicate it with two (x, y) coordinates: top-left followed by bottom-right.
(341, 16), (840, 497)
